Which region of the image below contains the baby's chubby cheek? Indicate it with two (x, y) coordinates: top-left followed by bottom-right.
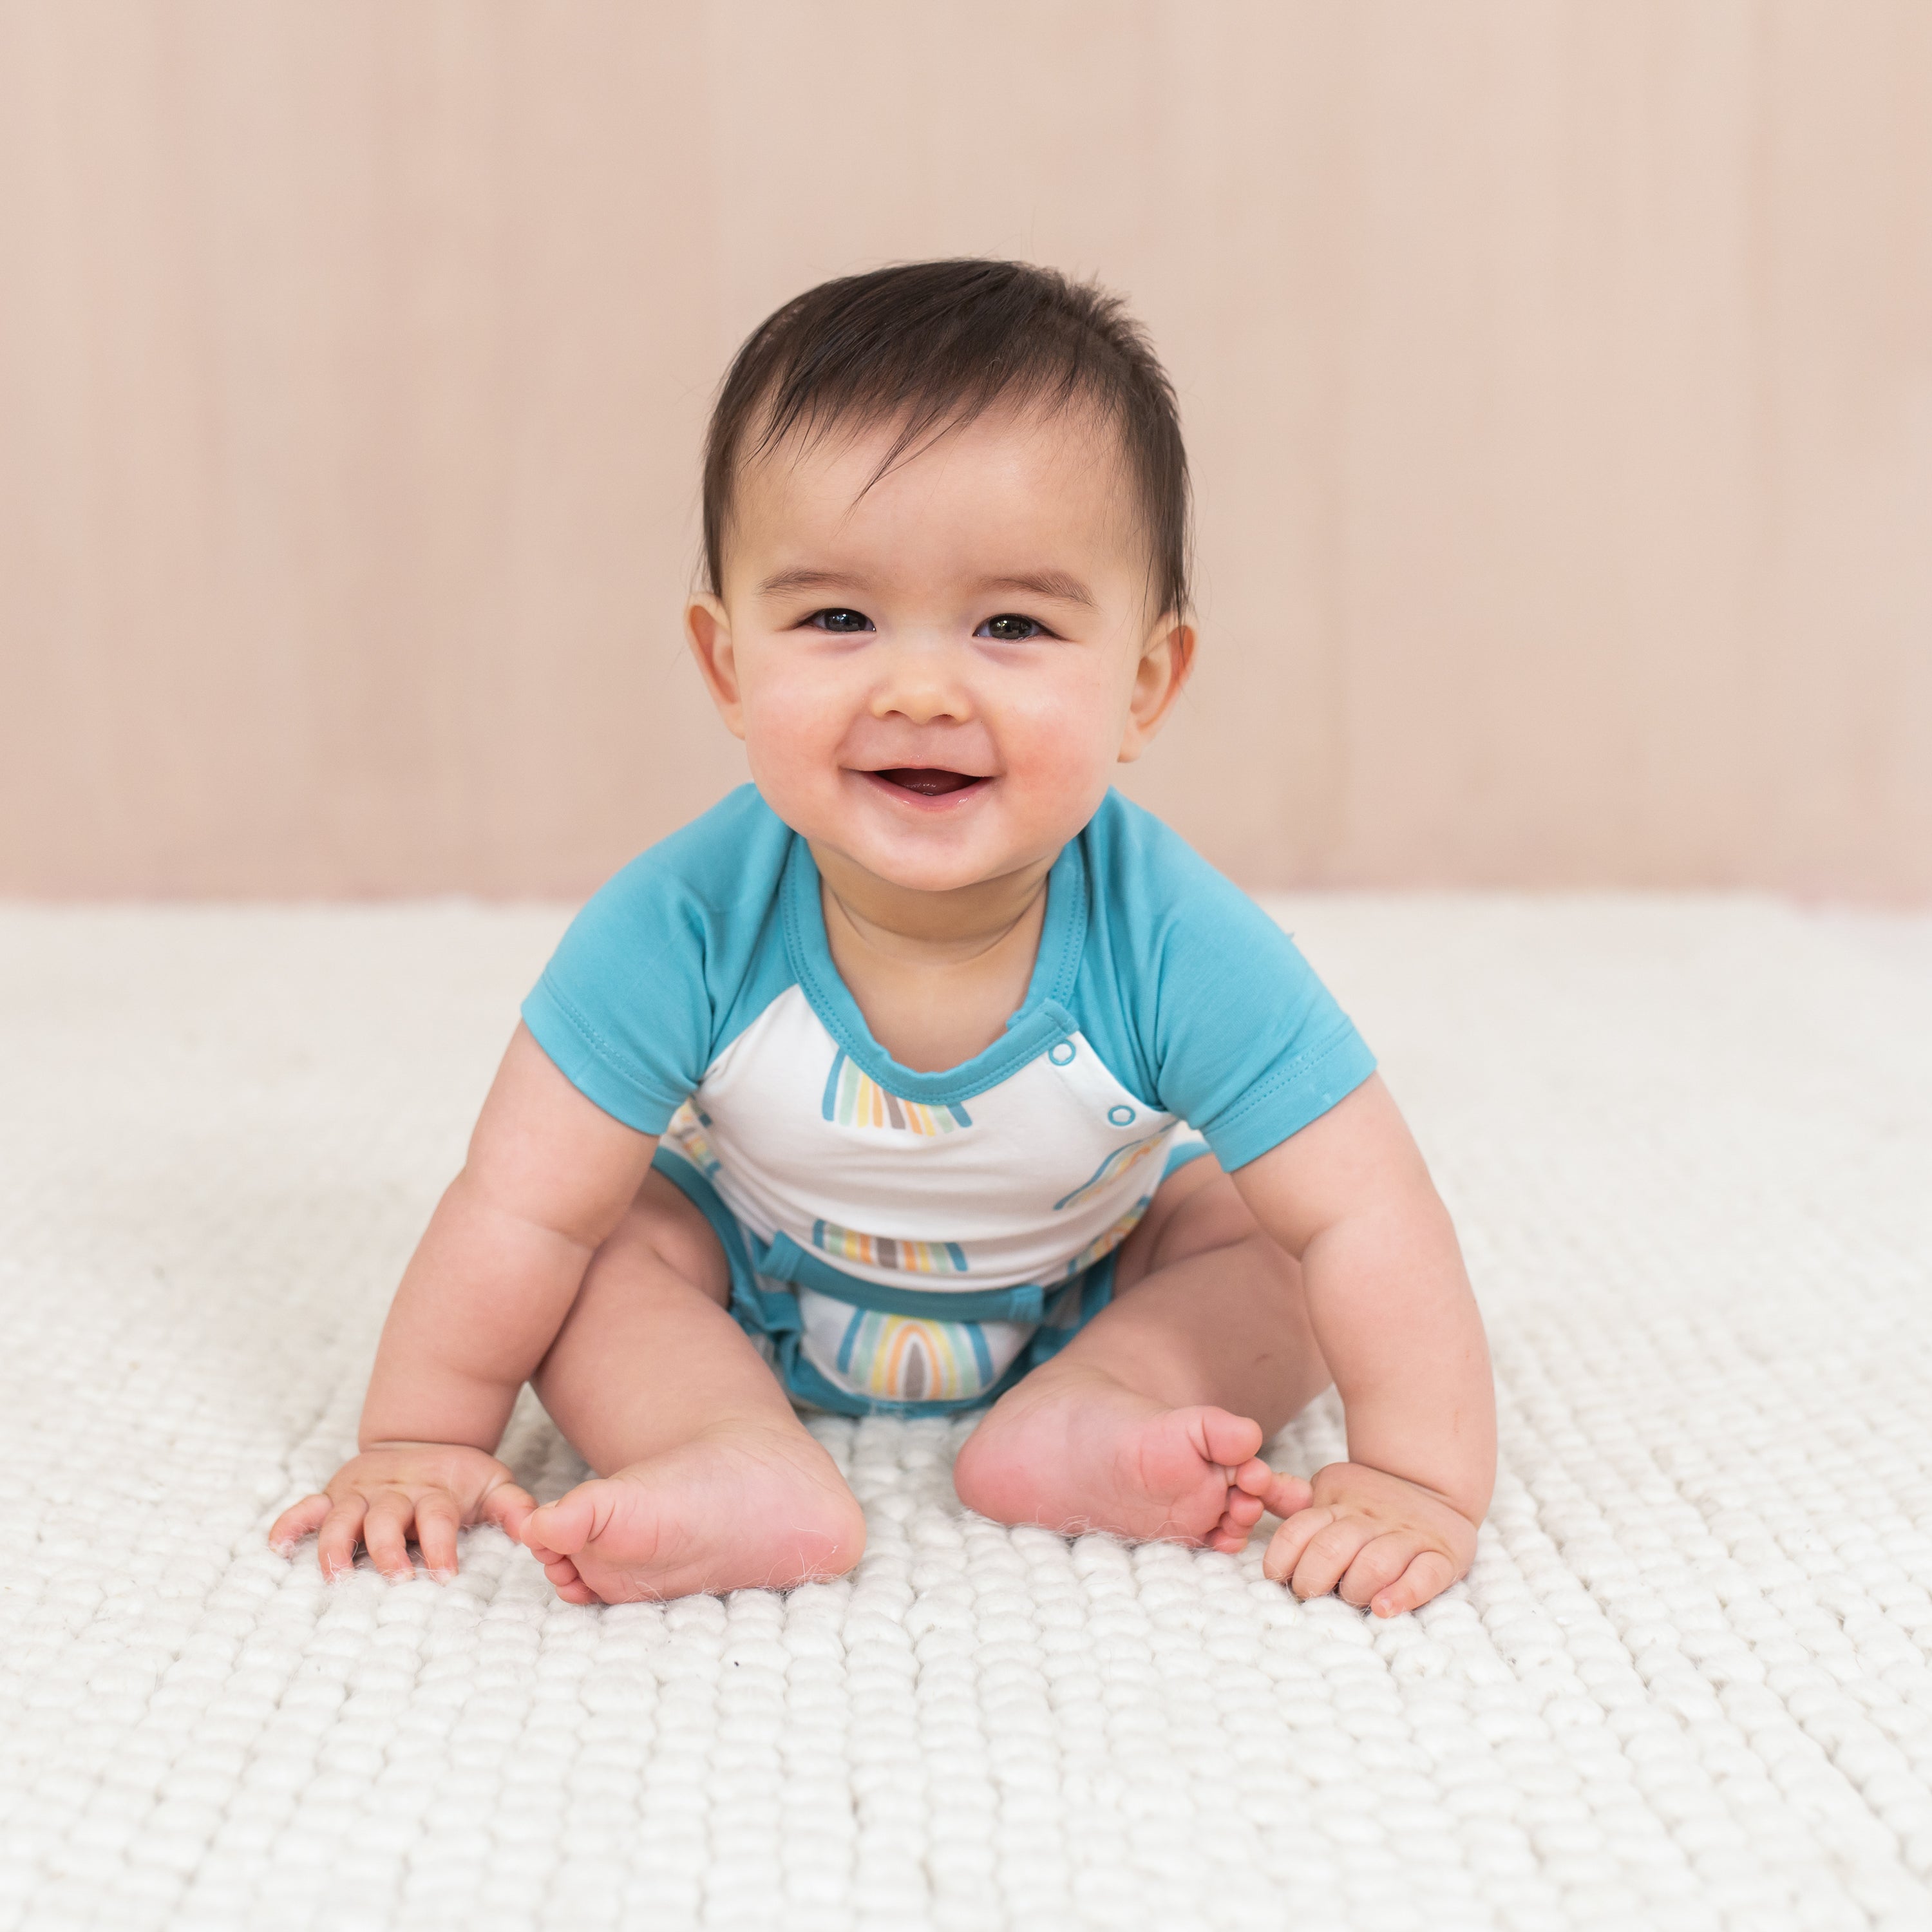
(732, 676), (854, 815)
(988, 705), (1121, 825)
(990, 667), (1139, 803)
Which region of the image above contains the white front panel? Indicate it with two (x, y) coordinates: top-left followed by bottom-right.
(662, 985), (1177, 1294)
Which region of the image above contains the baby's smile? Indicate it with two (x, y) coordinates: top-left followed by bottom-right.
(864, 765), (989, 802)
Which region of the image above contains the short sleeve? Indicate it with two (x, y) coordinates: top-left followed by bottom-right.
(1077, 794), (1378, 1171)
(519, 788), (797, 1136)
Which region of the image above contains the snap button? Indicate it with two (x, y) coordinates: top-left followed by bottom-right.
(1048, 1041), (1076, 1066)
(1108, 1104), (1136, 1126)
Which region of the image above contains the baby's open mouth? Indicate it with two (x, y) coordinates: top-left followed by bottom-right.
(869, 768), (987, 798)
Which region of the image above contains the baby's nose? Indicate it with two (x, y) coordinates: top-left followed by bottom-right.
(871, 640), (974, 725)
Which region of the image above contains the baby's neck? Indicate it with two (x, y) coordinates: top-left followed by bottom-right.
(811, 843), (1052, 961)
(811, 844), (1054, 1073)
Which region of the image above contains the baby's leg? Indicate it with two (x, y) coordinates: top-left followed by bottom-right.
(519, 1168), (865, 1603)
(952, 1155), (1329, 1551)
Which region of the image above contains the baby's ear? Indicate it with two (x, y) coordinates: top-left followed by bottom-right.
(1117, 614), (1195, 762)
(686, 594), (746, 739)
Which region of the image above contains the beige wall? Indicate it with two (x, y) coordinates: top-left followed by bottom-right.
(2, 1), (1928, 900)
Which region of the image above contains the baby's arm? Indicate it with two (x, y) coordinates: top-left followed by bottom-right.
(270, 1023), (658, 1580)
(1230, 1072), (1495, 1616)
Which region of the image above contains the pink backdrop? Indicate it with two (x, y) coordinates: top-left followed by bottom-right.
(2, 1), (1927, 899)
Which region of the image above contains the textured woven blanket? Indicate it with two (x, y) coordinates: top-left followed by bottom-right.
(2, 896), (1929, 1932)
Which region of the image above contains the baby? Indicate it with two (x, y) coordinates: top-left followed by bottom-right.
(272, 260), (1495, 1616)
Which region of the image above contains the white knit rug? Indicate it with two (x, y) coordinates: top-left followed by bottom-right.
(2, 895), (1929, 1932)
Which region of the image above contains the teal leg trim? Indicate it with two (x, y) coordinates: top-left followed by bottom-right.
(1022, 1250), (1120, 1368)
(649, 1148), (800, 1341)
(1016, 1142), (1215, 1374)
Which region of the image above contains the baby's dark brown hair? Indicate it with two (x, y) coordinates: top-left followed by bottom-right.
(701, 259), (1191, 618)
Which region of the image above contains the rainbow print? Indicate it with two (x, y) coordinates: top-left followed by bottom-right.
(821, 1052), (971, 1135)
(661, 1100), (722, 1177)
(1061, 1195), (1153, 1277)
(813, 1220), (969, 1276)
(1052, 1131), (1168, 1212)
(837, 1307), (995, 1402)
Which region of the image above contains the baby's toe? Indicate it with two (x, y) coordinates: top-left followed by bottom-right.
(545, 1558), (599, 1605)
(1231, 1457), (1275, 1496)
(1224, 1490), (1267, 1530)
(526, 1486), (603, 1560)
(1203, 1492), (1265, 1554)
(1195, 1407), (1265, 1471)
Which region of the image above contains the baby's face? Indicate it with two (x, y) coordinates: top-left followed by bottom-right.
(687, 402), (1191, 898)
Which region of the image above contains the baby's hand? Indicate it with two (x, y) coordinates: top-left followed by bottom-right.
(269, 1442), (538, 1583)
(1239, 1460), (1478, 1618)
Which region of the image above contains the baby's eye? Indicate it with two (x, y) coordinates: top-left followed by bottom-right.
(807, 608), (874, 634)
(976, 613), (1045, 642)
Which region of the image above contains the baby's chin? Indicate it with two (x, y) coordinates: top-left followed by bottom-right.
(820, 826), (1039, 899)
(753, 760), (1105, 895)
(787, 800), (1066, 900)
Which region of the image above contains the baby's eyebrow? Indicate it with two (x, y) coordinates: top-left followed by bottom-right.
(757, 566), (864, 598)
(978, 571), (1097, 609)
(755, 566), (1099, 609)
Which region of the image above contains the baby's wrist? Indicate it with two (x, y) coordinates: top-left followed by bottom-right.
(1321, 1456), (1490, 1530)
(353, 1430), (509, 1461)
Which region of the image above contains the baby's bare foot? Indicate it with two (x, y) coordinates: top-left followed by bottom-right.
(952, 1363), (1275, 1553)
(518, 1419), (866, 1604)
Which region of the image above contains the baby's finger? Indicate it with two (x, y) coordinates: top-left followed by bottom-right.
(478, 1481), (538, 1541)
(269, 1493), (330, 1555)
(1370, 1549), (1457, 1619)
(414, 1492), (463, 1581)
(361, 1492), (417, 1581)
(1287, 1515), (1379, 1602)
(1261, 1504), (1336, 1584)
(1336, 1531), (1417, 1609)
(1235, 1461), (1313, 1520)
(315, 1497), (368, 1580)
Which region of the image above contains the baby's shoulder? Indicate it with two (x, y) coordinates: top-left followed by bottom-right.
(1079, 789), (1275, 943)
(549, 786), (797, 1016)
(526, 788), (797, 1132)
(582, 786), (793, 930)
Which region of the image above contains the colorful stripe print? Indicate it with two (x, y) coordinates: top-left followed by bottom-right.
(662, 1101), (722, 1177)
(821, 1052), (972, 1135)
(813, 1220), (969, 1276)
(1061, 1195), (1153, 1278)
(1052, 1131), (1168, 1212)
(837, 1308), (996, 1402)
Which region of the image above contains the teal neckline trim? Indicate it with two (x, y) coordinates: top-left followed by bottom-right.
(781, 831), (1089, 1107)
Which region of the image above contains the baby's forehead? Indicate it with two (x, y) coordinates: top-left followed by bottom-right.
(753, 390), (1127, 482)
(732, 397), (1146, 565)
